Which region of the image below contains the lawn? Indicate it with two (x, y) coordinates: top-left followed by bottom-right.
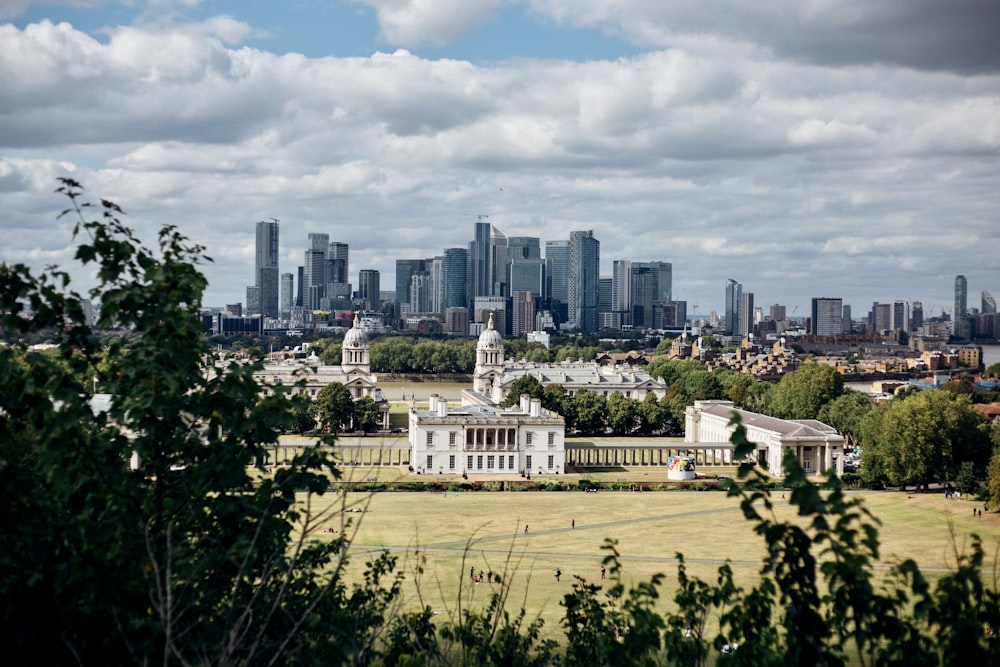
(297, 481), (1000, 644)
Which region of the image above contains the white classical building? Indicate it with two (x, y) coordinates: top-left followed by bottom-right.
(408, 393), (565, 476)
(472, 315), (668, 403)
(684, 400), (845, 476)
(409, 317), (566, 476)
(254, 313), (389, 428)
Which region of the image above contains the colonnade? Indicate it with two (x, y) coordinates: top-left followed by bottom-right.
(565, 442), (738, 468)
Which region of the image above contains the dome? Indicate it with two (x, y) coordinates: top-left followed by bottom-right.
(342, 313), (368, 349)
(477, 313), (503, 349)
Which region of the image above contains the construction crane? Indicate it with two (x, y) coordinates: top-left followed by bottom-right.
(462, 213), (490, 223)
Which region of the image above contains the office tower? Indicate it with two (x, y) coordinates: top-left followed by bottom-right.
(739, 291), (754, 336)
(409, 271), (431, 313)
(468, 221), (493, 310)
(512, 291), (536, 336)
(358, 269), (380, 310)
(663, 301), (687, 328)
(295, 265), (304, 307)
(955, 275), (968, 339)
(442, 248), (469, 310)
(252, 219), (279, 318)
(911, 301), (924, 331)
(872, 303), (891, 333)
(545, 240), (569, 304)
(509, 258), (545, 297)
(891, 300), (909, 333)
(635, 261), (672, 302)
(842, 304), (852, 334)
(725, 279), (742, 335)
(326, 242), (348, 285)
(568, 230), (600, 332)
(245, 285), (260, 316)
(770, 304), (786, 322)
(983, 291), (996, 314)
(630, 264), (658, 328)
(280, 272), (293, 315)
(429, 255), (444, 313)
(303, 233), (328, 311)
(508, 236), (541, 260)
(811, 297), (843, 336)
(612, 260), (631, 315)
(396, 258), (427, 314)
(490, 226), (508, 296)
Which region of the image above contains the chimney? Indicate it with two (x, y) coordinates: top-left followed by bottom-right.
(438, 399), (447, 417)
(429, 394), (438, 411)
(520, 393), (530, 413)
(530, 398), (541, 417)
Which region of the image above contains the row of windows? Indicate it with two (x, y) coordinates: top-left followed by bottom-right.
(425, 431), (558, 446)
(423, 454), (558, 472)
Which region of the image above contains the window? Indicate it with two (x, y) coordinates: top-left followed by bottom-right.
(426, 455), (433, 470)
(477, 455), (484, 470)
(547, 432), (555, 445)
(487, 455), (495, 469)
(449, 454), (455, 470)
(547, 455), (554, 469)
(526, 432), (533, 445)
(498, 456), (504, 470)
(426, 432), (433, 445)
(526, 455), (532, 470)
(467, 455), (473, 470)
(449, 431), (456, 445)
(508, 455), (515, 470)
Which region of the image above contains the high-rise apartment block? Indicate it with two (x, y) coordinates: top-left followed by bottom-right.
(250, 219), (279, 318)
(725, 279), (742, 336)
(568, 230), (600, 332)
(357, 269), (380, 311)
(810, 297), (843, 336)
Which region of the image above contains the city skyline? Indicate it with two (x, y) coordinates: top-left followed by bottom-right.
(1, 2), (998, 316)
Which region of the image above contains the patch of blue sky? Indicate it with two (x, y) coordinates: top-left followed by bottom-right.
(9, 1), (644, 63)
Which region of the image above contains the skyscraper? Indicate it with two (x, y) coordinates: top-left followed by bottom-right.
(891, 300), (909, 333)
(253, 219), (279, 318)
(955, 274), (968, 339)
(442, 248), (469, 311)
(358, 269), (380, 310)
(739, 291), (754, 336)
(545, 240), (570, 305)
(568, 230), (600, 332)
(396, 258), (427, 314)
(303, 233), (328, 311)
(612, 260), (631, 319)
(280, 272), (293, 315)
(512, 291), (536, 336)
(326, 242), (349, 285)
(811, 297), (843, 336)
(983, 291), (996, 315)
(725, 279), (742, 336)
(468, 221), (493, 310)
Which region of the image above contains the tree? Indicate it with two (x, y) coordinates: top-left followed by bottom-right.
(353, 395), (382, 433)
(817, 390), (872, 451)
(768, 362), (844, 420)
(861, 390), (991, 490)
(637, 392), (666, 434)
(315, 382), (356, 432)
(500, 374), (545, 407)
(0, 180), (395, 664)
(607, 392), (640, 435)
(573, 390), (609, 435)
(542, 383), (574, 429)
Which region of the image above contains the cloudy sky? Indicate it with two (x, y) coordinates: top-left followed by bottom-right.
(1, 0), (998, 318)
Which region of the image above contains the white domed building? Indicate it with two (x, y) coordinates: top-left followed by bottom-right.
(255, 313), (389, 429)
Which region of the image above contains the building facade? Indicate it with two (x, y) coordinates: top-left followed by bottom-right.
(408, 393), (565, 476)
(684, 400), (845, 477)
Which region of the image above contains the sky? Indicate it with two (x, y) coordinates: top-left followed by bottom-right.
(1, 0), (998, 318)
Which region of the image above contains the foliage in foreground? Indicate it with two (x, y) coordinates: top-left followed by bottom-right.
(2, 182), (1000, 665)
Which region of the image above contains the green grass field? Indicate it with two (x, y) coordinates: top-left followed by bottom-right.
(297, 474), (1000, 644)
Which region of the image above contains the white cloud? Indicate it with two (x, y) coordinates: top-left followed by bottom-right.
(359, 0), (505, 48)
(0, 14), (998, 313)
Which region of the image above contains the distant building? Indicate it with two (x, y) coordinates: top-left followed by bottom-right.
(408, 393), (565, 476)
(685, 400), (845, 476)
(811, 297), (843, 336)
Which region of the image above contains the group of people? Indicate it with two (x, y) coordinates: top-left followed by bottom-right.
(469, 567), (493, 584)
